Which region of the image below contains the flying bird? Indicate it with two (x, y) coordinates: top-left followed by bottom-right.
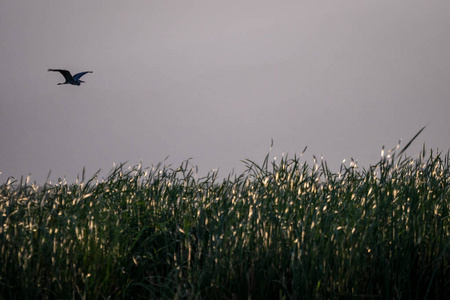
(48, 69), (93, 86)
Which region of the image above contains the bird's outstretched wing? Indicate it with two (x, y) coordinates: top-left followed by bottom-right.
(48, 69), (73, 81)
(73, 71), (93, 81)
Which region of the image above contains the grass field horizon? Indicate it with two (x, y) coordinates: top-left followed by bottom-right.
(1, 131), (449, 299)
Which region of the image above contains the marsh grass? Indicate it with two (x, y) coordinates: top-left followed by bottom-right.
(1, 147), (449, 299)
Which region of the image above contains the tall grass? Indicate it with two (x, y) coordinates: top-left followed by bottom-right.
(1, 148), (449, 299)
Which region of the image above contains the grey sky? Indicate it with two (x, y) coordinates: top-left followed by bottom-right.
(1, 1), (450, 184)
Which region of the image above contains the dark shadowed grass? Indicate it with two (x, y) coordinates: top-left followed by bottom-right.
(1, 146), (449, 299)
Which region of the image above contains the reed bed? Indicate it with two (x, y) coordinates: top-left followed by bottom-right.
(1, 148), (449, 299)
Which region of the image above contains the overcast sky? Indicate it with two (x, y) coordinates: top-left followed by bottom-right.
(1, 1), (450, 184)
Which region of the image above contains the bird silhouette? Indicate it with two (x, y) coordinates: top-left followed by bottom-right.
(48, 69), (93, 86)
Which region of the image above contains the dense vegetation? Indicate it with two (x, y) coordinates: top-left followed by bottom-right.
(1, 147), (449, 299)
